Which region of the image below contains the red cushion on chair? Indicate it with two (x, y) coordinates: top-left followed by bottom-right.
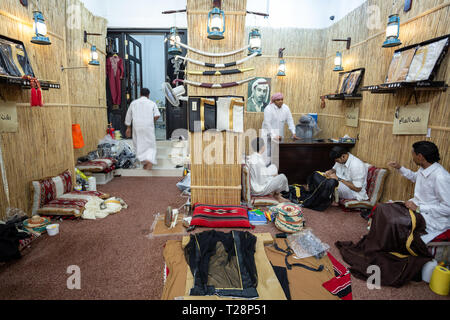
(431, 230), (450, 242)
(191, 204), (252, 229)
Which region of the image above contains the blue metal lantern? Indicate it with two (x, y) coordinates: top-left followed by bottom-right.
(207, 7), (225, 40)
(277, 48), (286, 76)
(277, 59), (286, 76)
(248, 28), (262, 56)
(31, 11), (51, 45)
(168, 27), (182, 56)
(89, 45), (100, 66)
(334, 51), (344, 72)
(382, 14), (402, 48)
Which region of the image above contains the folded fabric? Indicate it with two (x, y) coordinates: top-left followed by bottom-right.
(76, 158), (115, 173)
(188, 97), (216, 132)
(216, 97), (245, 133)
(322, 253), (353, 300)
(406, 37), (448, 82)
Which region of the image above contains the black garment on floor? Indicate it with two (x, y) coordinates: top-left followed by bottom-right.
(184, 230), (259, 299)
(272, 265), (291, 300)
(282, 172), (338, 211)
(0, 223), (30, 263)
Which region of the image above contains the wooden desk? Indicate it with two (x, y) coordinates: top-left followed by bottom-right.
(276, 141), (355, 184)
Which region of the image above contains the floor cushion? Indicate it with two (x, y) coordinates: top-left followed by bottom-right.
(31, 169), (73, 215)
(76, 158), (116, 173)
(190, 204), (252, 229)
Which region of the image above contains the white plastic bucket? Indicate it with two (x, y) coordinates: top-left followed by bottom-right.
(88, 176), (97, 191)
(46, 224), (60, 236)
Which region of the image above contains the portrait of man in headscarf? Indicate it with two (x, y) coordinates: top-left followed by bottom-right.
(247, 77), (271, 112)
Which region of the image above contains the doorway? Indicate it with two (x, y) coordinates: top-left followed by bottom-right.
(106, 28), (187, 141)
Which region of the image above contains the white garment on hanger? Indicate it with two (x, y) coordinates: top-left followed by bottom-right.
(125, 97), (161, 165)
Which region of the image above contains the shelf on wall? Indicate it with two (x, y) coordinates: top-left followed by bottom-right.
(0, 75), (61, 90)
(361, 81), (448, 94)
(324, 93), (362, 100)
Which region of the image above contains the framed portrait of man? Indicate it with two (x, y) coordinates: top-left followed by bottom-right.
(247, 77), (271, 112)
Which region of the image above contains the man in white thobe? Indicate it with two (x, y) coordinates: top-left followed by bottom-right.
(388, 141), (450, 244)
(261, 93), (299, 165)
(325, 146), (369, 204)
(247, 137), (289, 203)
(125, 88), (161, 170)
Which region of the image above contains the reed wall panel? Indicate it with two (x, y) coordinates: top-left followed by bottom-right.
(318, 0), (450, 202)
(0, 0), (107, 219)
(187, 0), (247, 205)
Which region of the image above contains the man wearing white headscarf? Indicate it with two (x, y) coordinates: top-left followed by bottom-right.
(261, 93), (299, 165)
(247, 78), (270, 112)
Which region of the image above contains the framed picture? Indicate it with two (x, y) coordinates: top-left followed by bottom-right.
(0, 35), (35, 78)
(247, 77), (271, 112)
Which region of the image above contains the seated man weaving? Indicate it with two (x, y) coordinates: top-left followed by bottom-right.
(247, 138), (289, 203)
(325, 146), (368, 205)
(336, 141), (450, 287)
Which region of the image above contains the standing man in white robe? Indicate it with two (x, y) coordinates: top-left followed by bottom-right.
(247, 137), (289, 203)
(261, 92), (299, 165)
(125, 88), (161, 170)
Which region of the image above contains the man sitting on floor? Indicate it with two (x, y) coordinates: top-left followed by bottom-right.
(336, 141), (449, 287)
(325, 146), (368, 206)
(388, 141), (450, 244)
(247, 137), (289, 203)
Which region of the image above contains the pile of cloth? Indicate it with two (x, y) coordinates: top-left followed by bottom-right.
(78, 135), (138, 169)
(161, 230), (352, 300)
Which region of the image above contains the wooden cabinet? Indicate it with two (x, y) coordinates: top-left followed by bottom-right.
(277, 141), (355, 184)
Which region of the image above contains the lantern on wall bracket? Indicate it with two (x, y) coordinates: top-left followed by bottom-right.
(333, 51), (344, 72)
(382, 14), (402, 48)
(248, 28), (262, 56)
(89, 45), (100, 66)
(31, 10), (51, 45)
(277, 48), (286, 77)
(168, 27), (182, 56)
(84, 31), (102, 66)
(207, 0), (225, 40)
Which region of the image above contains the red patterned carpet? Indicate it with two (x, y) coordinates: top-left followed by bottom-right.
(0, 177), (447, 301)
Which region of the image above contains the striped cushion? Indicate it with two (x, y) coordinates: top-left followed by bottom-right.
(31, 170), (73, 215)
(190, 204), (252, 229)
(76, 158), (115, 173)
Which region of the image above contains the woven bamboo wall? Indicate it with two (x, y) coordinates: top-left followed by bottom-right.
(187, 0), (248, 205)
(319, 0), (450, 202)
(66, 0), (108, 160)
(0, 0), (107, 219)
(243, 27), (327, 141)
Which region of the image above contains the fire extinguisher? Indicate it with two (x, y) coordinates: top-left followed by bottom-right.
(107, 123), (115, 139)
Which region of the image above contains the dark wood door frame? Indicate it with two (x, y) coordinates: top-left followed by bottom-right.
(107, 28), (188, 140)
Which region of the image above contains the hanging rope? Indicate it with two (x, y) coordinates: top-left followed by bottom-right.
(166, 38), (250, 57)
(175, 52), (259, 68)
(173, 77), (256, 89)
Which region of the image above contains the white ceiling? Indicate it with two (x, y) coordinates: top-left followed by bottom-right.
(79, 0), (366, 29)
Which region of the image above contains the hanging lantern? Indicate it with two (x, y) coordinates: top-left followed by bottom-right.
(277, 48), (286, 77)
(333, 51), (344, 72)
(168, 27), (182, 56)
(89, 45), (100, 66)
(207, 4), (225, 40)
(277, 59), (286, 77)
(31, 11), (51, 45)
(382, 14), (402, 48)
(248, 28), (262, 56)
